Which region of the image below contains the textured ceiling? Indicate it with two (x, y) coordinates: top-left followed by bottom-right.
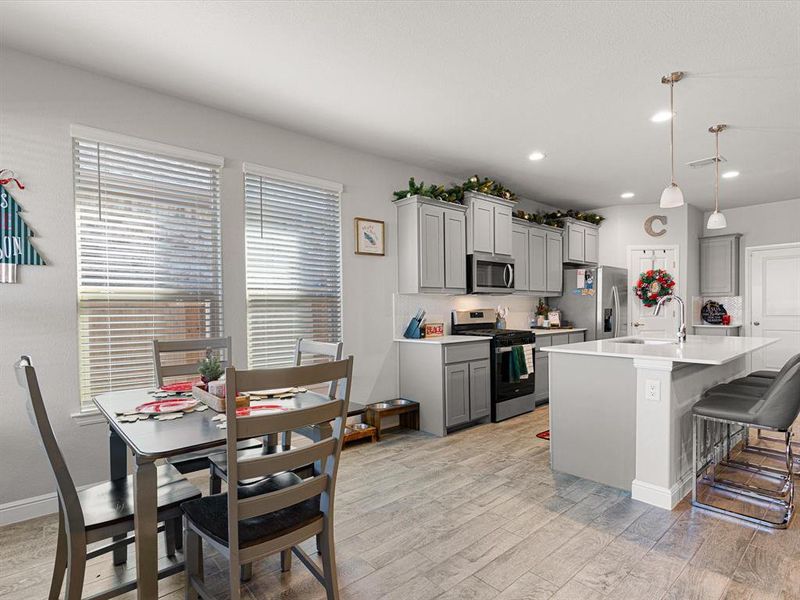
(1, 1), (798, 210)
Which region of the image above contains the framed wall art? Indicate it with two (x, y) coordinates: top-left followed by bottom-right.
(354, 217), (385, 256)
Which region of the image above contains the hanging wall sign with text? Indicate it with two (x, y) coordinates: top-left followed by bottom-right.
(0, 184), (46, 283)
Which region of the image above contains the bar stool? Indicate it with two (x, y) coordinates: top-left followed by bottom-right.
(692, 359), (800, 528)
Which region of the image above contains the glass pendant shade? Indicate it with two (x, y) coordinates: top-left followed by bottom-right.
(706, 210), (727, 230)
(660, 183), (684, 208)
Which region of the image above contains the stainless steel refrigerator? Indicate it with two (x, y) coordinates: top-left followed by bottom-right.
(553, 266), (628, 341)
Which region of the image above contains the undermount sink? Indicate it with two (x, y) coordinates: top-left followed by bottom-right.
(616, 338), (675, 345)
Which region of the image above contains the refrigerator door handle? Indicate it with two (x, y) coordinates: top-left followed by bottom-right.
(611, 285), (621, 337)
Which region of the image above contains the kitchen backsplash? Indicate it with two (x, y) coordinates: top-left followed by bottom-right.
(691, 295), (743, 325)
(393, 293), (541, 337)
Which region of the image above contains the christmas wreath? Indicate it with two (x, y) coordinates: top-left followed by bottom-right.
(634, 269), (675, 307)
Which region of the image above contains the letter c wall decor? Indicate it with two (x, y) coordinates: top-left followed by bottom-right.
(644, 215), (668, 237)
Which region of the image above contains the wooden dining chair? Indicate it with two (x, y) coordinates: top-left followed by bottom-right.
(284, 338), (344, 449)
(152, 337), (261, 481)
(14, 356), (201, 600)
(182, 356), (353, 600)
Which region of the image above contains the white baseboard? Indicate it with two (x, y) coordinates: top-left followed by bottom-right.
(0, 483), (96, 526)
(0, 490), (60, 525)
(631, 472), (694, 510)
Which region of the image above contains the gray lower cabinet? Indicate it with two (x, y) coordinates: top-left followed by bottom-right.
(468, 359), (491, 420)
(533, 330), (586, 403)
(700, 234), (741, 296)
(398, 340), (491, 436)
(395, 195), (468, 294)
(512, 218), (564, 297)
(444, 363), (470, 427)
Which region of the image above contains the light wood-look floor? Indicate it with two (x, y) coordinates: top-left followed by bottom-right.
(2, 406), (799, 600)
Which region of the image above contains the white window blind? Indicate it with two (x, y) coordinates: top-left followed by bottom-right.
(244, 168), (342, 368)
(74, 134), (223, 411)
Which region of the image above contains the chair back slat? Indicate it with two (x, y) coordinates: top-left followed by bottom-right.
(160, 364), (208, 379)
(237, 474), (328, 520)
(235, 400), (343, 440)
(223, 356), (353, 558)
(296, 338), (343, 397)
(233, 360), (349, 397)
(152, 336), (232, 387)
(14, 357), (86, 535)
(237, 438), (336, 481)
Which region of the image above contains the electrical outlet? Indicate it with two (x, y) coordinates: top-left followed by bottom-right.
(645, 379), (660, 402)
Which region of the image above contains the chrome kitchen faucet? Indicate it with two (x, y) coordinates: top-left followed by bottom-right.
(654, 294), (687, 344)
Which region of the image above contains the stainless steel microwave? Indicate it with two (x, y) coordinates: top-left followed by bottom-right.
(467, 253), (515, 294)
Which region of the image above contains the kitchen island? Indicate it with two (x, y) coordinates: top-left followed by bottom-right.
(542, 335), (777, 509)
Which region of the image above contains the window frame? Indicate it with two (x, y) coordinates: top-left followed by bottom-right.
(71, 126), (224, 417)
(242, 163), (344, 370)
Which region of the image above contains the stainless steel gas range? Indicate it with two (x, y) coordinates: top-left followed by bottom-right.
(451, 308), (536, 422)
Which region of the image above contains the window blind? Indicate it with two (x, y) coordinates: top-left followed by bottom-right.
(244, 169), (342, 368)
(74, 136), (223, 411)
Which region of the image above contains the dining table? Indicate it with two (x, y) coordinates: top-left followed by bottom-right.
(93, 387), (352, 599)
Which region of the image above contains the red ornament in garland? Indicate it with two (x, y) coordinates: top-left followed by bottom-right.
(634, 268), (675, 307)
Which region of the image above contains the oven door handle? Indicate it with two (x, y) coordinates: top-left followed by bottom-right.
(495, 346), (515, 354)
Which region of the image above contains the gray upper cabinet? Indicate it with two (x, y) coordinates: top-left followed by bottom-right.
(512, 224), (530, 291)
(464, 192), (515, 256)
(419, 204), (445, 288)
(444, 362), (470, 428)
(561, 218), (599, 265)
(444, 209), (467, 290)
(511, 218), (563, 297)
(700, 234), (741, 296)
(546, 231), (563, 293)
(395, 195), (468, 294)
(468, 359), (491, 420)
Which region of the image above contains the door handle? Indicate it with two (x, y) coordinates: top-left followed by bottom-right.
(753, 321), (760, 326)
(632, 322), (644, 328)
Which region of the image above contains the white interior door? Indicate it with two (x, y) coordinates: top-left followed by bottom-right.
(627, 247), (679, 338)
(749, 244), (800, 371)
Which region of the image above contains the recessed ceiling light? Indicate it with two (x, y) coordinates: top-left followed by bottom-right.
(528, 151), (546, 161)
(650, 110), (673, 123)
(722, 170), (740, 179)
(620, 192), (635, 199)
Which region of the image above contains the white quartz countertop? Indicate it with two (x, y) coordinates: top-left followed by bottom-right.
(541, 335), (777, 365)
(394, 335), (489, 345)
(692, 323), (742, 329)
(531, 328), (588, 336)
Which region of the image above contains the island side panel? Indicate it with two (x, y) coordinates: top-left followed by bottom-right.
(631, 357), (748, 509)
(548, 352), (637, 490)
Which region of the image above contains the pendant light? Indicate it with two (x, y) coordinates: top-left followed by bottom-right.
(659, 72), (685, 208)
(706, 124), (728, 229)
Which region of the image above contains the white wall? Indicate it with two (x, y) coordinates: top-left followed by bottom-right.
(0, 48), (462, 512)
(702, 197), (800, 309)
(595, 203), (702, 303)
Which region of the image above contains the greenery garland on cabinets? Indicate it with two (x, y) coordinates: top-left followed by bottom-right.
(392, 174), (517, 204)
(393, 176), (605, 226)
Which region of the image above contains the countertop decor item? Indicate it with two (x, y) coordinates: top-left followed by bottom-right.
(634, 268), (676, 307)
(424, 322), (444, 338)
(354, 217), (385, 255)
(0, 181), (46, 284)
(701, 300), (727, 324)
(659, 71), (686, 208)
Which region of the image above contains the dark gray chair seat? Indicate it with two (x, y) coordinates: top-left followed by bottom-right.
(729, 376), (772, 388)
(80, 464), (200, 531)
(703, 383), (766, 399)
(692, 393), (799, 429)
(750, 370), (779, 380)
(182, 472), (322, 549)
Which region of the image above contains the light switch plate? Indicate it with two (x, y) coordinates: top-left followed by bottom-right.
(645, 379), (660, 402)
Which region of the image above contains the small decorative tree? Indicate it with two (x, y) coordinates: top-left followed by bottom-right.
(1, 183), (46, 283)
(198, 349), (224, 383)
